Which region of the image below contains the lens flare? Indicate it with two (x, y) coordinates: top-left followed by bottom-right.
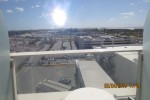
(52, 7), (67, 26)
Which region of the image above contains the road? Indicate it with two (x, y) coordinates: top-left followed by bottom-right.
(26, 44), (50, 65)
(63, 41), (71, 50)
(71, 41), (77, 50)
(50, 40), (77, 50)
(51, 40), (62, 51)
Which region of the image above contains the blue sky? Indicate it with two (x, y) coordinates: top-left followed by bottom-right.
(0, 0), (150, 30)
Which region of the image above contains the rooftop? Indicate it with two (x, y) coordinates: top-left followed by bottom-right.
(77, 60), (114, 88)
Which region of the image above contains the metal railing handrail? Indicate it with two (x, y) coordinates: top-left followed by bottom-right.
(10, 46), (142, 57)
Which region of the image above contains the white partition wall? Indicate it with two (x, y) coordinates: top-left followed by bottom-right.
(0, 11), (13, 100)
(142, 11), (150, 100)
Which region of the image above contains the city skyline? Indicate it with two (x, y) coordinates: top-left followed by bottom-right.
(0, 0), (150, 30)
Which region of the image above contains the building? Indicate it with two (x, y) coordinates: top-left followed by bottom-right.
(76, 60), (114, 88)
(75, 35), (136, 49)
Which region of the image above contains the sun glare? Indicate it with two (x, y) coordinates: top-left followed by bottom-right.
(52, 7), (67, 26)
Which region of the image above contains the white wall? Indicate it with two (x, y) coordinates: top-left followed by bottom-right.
(113, 52), (138, 84)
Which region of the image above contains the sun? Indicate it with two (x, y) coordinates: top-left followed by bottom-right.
(52, 7), (67, 26)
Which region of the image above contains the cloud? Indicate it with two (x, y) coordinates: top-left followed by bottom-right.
(35, 4), (40, 8)
(31, 6), (34, 8)
(130, 3), (134, 6)
(121, 12), (135, 16)
(139, 9), (144, 12)
(143, 0), (150, 2)
(0, 0), (8, 2)
(32, 4), (40, 8)
(40, 12), (50, 18)
(109, 18), (115, 21)
(15, 7), (24, 12)
(7, 10), (13, 13)
(15, 0), (25, 2)
(121, 12), (135, 19)
(123, 16), (129, 18)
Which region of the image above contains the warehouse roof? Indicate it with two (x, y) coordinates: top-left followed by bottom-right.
(77, 60), (114, 89)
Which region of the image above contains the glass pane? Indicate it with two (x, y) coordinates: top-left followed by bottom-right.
(13, 51), (139, 100)
(142, 11), (150, 100)
(0, 11), (13, 100)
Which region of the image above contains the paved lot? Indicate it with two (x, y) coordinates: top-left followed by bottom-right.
(16, 40), (78, 94)
(16, 65), (76, 94)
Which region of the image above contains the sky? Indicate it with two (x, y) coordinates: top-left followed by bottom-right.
(0, 0), (150, 30)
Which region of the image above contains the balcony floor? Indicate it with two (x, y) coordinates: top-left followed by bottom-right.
(18, 88), (136, 100)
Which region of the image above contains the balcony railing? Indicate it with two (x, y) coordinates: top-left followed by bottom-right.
(10, 46), (142, 100)
(10, 46), (142, 57)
